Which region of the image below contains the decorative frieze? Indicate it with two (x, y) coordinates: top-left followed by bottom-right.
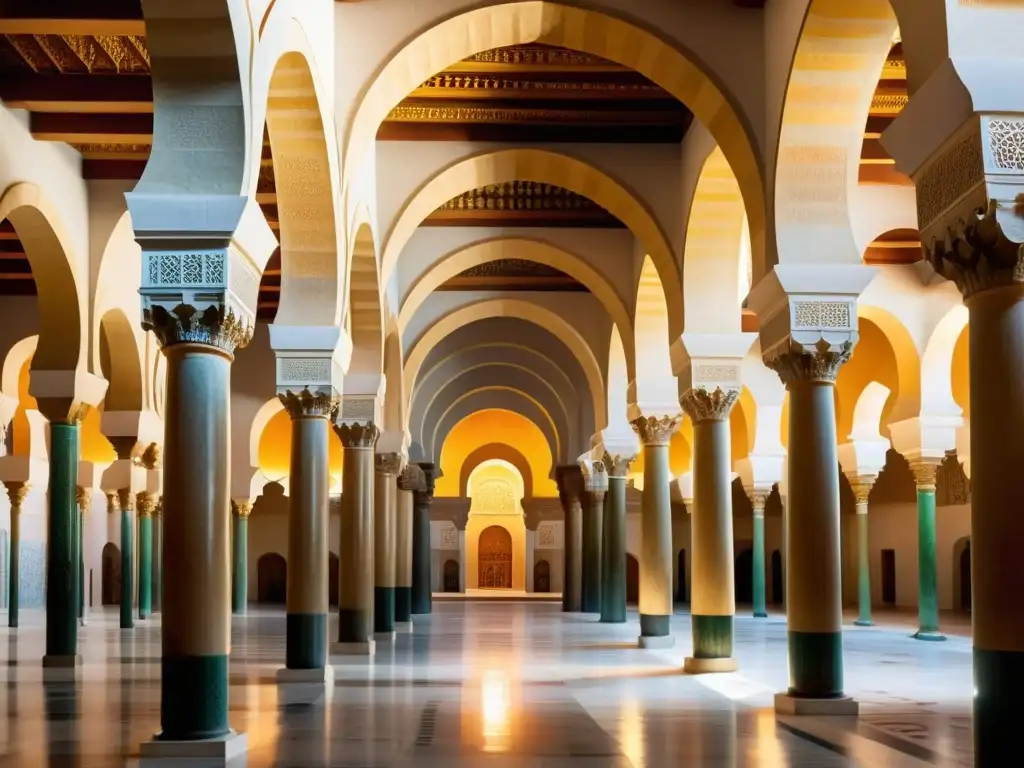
(679, 387), (739, 423)
(630, 413), (682, 446)
(437, 182), (605, 213)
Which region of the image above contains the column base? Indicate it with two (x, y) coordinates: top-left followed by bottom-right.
(684, 656), (738, 674)
(600, 616), (627, 625)
(42, 654), (81, 668)
(853, 619), (874, 627)
(912, 630), (946, 642)
(276, 666), (334, 685)
(373, 631), (396, 643)
(330, 640), (375, 656)
(637, 635), (674, 650)
(141, 730), (247, 764)
(395, 621), (413, 634)
(774, 693), (859, 716)
(753, 612), (768, 618)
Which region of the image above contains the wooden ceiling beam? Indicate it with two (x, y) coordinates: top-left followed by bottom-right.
(0, 74), (153, 113)
(30, 111), (152, 143)
(81, 158), (147, 180)
(0, 0), (143, 34)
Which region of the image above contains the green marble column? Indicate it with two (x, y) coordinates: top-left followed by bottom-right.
(581, 464), (607, 615)
(631, 415), (681, 647)
(153, 501), (163, 613)
(682, 389), (739, 673)
(411, 463), (435, 616)
(118, 489), (134, 630)
(5, 482), (27, 628)
(601, 457), (631, 624)
(137, 494), (154, 620)
(44, 420), (81, 664)
(910, 461), (944, 641)
(850, 479), (874, 627)
(556, 465), (584, 612)
(232, 501), (251, 616)
(751, 491), (768, 619)
(75, 498), (83, 624)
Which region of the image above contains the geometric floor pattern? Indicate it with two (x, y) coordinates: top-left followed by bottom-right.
(0, 602), (974, 766)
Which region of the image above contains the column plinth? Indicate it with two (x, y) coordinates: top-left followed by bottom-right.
(374, 453), (402, 638)
(600, 454), (633, 624)
(282, 389), (335, 672)
(681, 388), (739, 673)
(5, 482), (28, 628)
(849, 478), (875, 627)
(334, 422), (379, 652)
(631, 414), (682, 647)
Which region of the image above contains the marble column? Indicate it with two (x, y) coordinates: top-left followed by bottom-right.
(411, 463), (435, 615)
(374, 453), (402, 640)
(555, 465), (584, 612)
(149, 315), (248, 744)
(5, 482), (27, 628)
(153, 499), (163, 614)
(455, 511), (468, 593)
(909, 460), (944, 641)
(631, 415), (681, 648)
(137, 492), (155, 621)
(395, 464), (422, 630)
(43, 411), (83, 666)
(681, 389), (739, 673)
(232, 499), (252, 616)
(118, 488), (134, 630)
(280, 389), (334, 678)
(582, 464), (608, 615)
(601, 455), (632, 624)
(333, 423), (378, 653)
(76, 487), (91, 626)
(849, 478), (874, 627)
(749, 490), (769, 619)
(768, 347), (854, 711)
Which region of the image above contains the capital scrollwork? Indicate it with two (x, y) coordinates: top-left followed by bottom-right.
(375, 452), (404, 475)
(279, 387), (340, 420)
(680, 386), (739, 423)
(333, 422), (380, 449)
(234, 499), (253, 519)
(144, 304), (253, 357)
(76, 486), (91, 514)
(136, 491), (156, 518)
(105, 492), (118, 515)
(117, 488), (133, 512)
(629, 413), (682, 446)
(748, 490), (769, 515)
(765, 339), (852, 386)
(397, 463), (425, 492)
(848, 477), (874, 506)
(602, 452), (635, 478)
(909, 459), (940, 490)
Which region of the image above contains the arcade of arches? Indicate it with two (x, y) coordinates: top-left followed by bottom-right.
(0, 1), (1017, 765)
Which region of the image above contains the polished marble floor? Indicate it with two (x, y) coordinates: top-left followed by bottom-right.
(0, 602), (974, 766)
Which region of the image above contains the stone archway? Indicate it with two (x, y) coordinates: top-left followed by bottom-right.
(102, 542), (121, 606)
(257, 553), (287, 604)
(478, 525), (513, 589)
(443, 559), (460, 593)
(534, 559), (551, 593)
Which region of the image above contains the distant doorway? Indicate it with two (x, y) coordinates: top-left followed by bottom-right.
(626, 554), (639, 606)
(958, 541), (972, 613)
(534, 559), (551, 593)
(881, 549), (896, 605)
(257, 553), (287, 604)
(102, 542), (121, 605)
(478, 525), (512, 589)
(735, 548), (753, 604)
(771, 550), (783, 605)
(329, 553), (339, 607)
(443, 559), (460, 592)
(675, 549), (687, 603)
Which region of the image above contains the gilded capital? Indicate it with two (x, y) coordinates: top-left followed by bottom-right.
(5, 481), (28, 510)
(766, 340), (852, 386)
(105, 491), (118, 514)
(848, 476), (874, 506)
(680, 387), (739, 423)
(234, 499), (253, 519)
(398, 463), (425, 492)
(117, 488), (133, 512)
(154, 499), (163, 519)
(375, 452), (404, 475)
(76, 486), (91, 514)
(333, 422), (380, 449)
(749, 490), (769, 516)
(602, 452), (635, 478)
(909, 459), (940, 490)
(140, 442), (161, 471)
(630, 413), (682, 446)
(278, 387), (339, 420)
(136, 491), (156, 518)
(144, 304), (253, 357)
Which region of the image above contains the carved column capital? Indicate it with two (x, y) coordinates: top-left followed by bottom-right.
(397, 463), (425, 492)
(602, 452), (635, 478)
(748, 490), (769, 517)
(234, 499), (253, 519)
(766, 340), (852, 385)
(117, 488), (133, 512)
(5, 481), (28, 510)
(145, 305), (253, 357)
(136, 491), (156, 518)
(278, 387), (339, 420)
(375, 452), (404, 476)
(333, 422), (380, 449)
(629, 413), (682, 446)
(909, 459), (940, 490)
(105, 491), (118, 514)
(847, 476), (874, 506)
(76, 486), (91, 514)
(139, 442), (161, 470)
(154, 498), (163, 519)
(413, 462), (436, 504)
(680, 386), (739, 423)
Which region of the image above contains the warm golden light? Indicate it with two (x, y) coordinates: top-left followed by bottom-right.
(481, 669), (511, 753)
(619, 695), (645, 767)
